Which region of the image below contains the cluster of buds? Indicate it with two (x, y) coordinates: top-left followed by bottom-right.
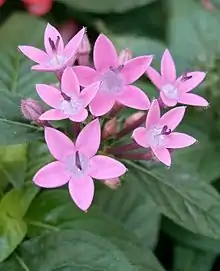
(19, 23), (208, 211)
(0, 0), (53, 16)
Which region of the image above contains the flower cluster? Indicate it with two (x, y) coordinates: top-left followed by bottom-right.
(0, 0), (53, 16)
(19, 23), (208, 211)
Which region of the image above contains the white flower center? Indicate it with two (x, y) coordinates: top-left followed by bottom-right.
(99, 69), (123, 95)
(162, 83), (178, 99)
(148, 126), (166, 147)
(65, 151), (89, 178)
(50, 55), (67, 67)
(59, 97), (83, 116)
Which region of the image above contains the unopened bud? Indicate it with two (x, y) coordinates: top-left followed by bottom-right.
(23, 0), (53, 16)
(0, 0), (5, 7)
(102, 117), (118, 140)
(59, 20), (79, 45)
(21, 98), (45, 121)
(118, 48), (132, 65)
(104, 178), (121, 189)
(123, 111), (145, 129)
(77, 34), (91, 66)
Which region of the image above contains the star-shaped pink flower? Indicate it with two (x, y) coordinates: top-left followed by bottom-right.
(146, 49), (208, 107)
(73, 34), (153, 116)
(33, 119), (127, 211)
(18, 23), (85, 72)
(36, 67), (99, 122)
(132, 100), (196, 166)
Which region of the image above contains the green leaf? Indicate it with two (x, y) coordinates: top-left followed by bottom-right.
(0, 183), (38, 263)
(25, 190), (164, 271)
(127, 160), (220, 240)
(172, 244), (216, 271)
(0, 144), (27, 189)
(169, 0), (220, 63)
(0, 92), (42, 145)
(0, 13), (54, 97)
(95, 181), (160, 249)
(0, 215), (27, 263)
(58, 0), (157, 13)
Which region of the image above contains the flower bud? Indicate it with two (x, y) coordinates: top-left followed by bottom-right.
(104, 178), (121, 189)
(102, 117), (118, 140)
(21, 98), (45, 121)
(23, 0), (53, 16)
(59, 20), (78, 45)
(123, 111), (145, 129)
(77, 34), (91, 66)
(0, 0), (5, 7)
(118, 48), (132, 65)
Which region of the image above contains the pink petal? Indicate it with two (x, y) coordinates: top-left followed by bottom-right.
(160, 91), (177, 107)
(120, 56), (153, 85)
(80, 82), (100, 107)
(161, 49), (176, 82)
(89, 91), (115, 116)
(72, 66), (98, 87)
(18, 46), (48, 64)
(44, 23), (64, 56)
(145, 99), (160, 129)
(69, 109), (88, 122)
(64, 28), (85, 59)
(178, 93), (209, 107)
(132, 127), (149, 148)
(151, 147), (171, 166)
(146, 66), (163, 90)
(165, 132), (196, 149)
(93, 34), (118, 71)
(39, 109), (66, 121)
(178, 72), (206, 93)
(117, 85), (150, 110)
(159, 106), (186, 131)
(89, 155), (127, 180)
(36, 84), (62, 108)
(61, 67), (80, 97)
(76, 119), (100, 158)
(31, 64), (61, 72)
(45, 127), (75, 161)
(68, 175), (94, 211)
(33, 161), (70, 188)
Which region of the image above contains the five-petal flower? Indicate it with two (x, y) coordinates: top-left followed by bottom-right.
(18, 23), (85, 72)
(73, 34), (153, 116)
(132, 100), (196, 166)
(146, 49), (208, 107)
(36, 67), (99, 122)
(33, 119), (127, 211)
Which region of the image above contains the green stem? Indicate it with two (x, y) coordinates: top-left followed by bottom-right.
(15, 252), (30, 271)
(26, 219), (60, 232)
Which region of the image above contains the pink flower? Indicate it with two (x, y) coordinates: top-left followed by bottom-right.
(18, 23), (85, 72)
(132, 100), (196, 166)
(73, 34), (153, 116)
(36, 67), (99, 122)
(33, 119), (126, 211)
(146, 49), (208, 107)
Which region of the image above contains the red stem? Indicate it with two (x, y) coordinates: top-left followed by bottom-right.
(115, 152), (153, 160)
(107, 142), (141, 155)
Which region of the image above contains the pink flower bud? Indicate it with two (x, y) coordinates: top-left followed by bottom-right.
(77, 34), (91, 66)
(59, 20), (79, 45)
(102, 117), (118, 140)
(118, 48), (132, 65)
(123, 111), (146, 129)
(23, 0), (53, 16)
(104, 178), (121, 189)
(0, 0), (5, 7)
(21, 98), (45, 121)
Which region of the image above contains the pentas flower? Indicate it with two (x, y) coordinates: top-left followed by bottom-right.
(23, 0), (53, 16)
(33, 119), (126, 211)
(132, 100), (196, 166)
(18, 23), (85, 72)
(73, 34), (153, 116)
(36, 67), (99, 122)
(146, 49), (208, 107)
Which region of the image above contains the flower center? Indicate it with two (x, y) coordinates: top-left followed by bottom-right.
(65, 151), (89, 177)
(148, 125), (171, 147)
(50, 55), (67, 66)
(162, 83), (178, 99)
(99, 68), (123, 95)
(59, 96), (83, 116)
